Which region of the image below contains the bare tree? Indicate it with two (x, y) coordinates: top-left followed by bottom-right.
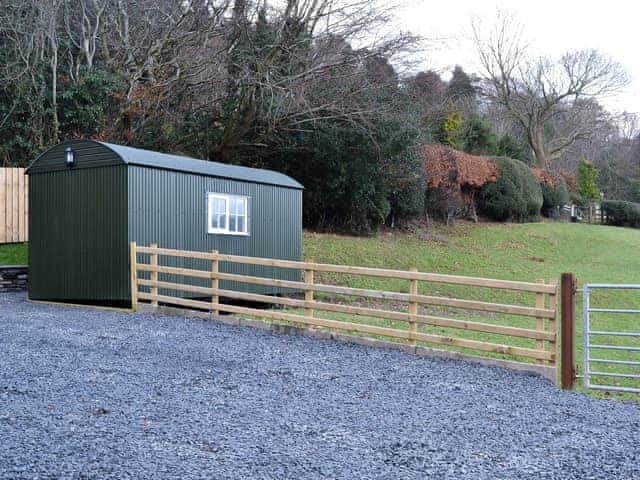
(472, 12), (629, 169)
(617, 112), (639, 142)
(0, 0), (63, 144)
(62, 0), (108, 80)
(211, 0), (420, 160)
(93, 0), (230, 140)
(0, 0), (421, 164)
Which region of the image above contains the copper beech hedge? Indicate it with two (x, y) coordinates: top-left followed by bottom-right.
(420, 144), (573, 222)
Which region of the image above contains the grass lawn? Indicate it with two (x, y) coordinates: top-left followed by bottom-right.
(303, 222), (640, 287)
(0, 243), (27, 265)
(299, 222), (640, 397)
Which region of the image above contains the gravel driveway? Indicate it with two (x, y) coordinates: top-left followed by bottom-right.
(1, 292), (639, 479)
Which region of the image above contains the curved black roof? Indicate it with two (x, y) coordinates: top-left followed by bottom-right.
(27, 140), (303, 189)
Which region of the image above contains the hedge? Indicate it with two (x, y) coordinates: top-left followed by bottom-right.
(601, 200), (640, 228)
(479, 157), (543, 222)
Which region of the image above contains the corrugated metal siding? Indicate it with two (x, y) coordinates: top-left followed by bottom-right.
(28, 166), (129, 301)
(128, 166), (302, 296)
(27, 140), (122, 173)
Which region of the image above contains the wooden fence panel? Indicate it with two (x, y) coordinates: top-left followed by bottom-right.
(131, 244), (559, 370)
(0, 168), (29, 244)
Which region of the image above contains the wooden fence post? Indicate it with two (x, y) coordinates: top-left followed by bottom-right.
(211, 250), (219, 316)
(150, 243), (158, 307)
(304, 258), (314, 318)
(130, 241), (138, 312)
(560, 273), (576, 389)
(408, 268), (418, 346)
(535, 279), (545, 365)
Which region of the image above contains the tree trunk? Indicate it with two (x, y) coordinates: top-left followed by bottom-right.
(50, 33), (59, 143)
(531, 127), (549, 169)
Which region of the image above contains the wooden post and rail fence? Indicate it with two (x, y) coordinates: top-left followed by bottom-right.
(129, 243), (578, 388)
(0, 168), (28, 244)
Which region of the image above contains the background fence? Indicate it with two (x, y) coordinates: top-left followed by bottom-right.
(562, 203), (603, 224)
(0, 168), (28, 244)
(131, 243), (561, 377)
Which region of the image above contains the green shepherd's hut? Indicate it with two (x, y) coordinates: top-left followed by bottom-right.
(26, 140), (303, 306)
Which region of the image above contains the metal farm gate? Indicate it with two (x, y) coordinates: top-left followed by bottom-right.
(583, 284), (640, 394)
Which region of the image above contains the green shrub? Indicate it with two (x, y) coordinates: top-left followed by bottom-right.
(299, 112), (426, 235)
(601, 200), (640, 228)
(479, 156), (543, 222)
(541, 178), (569, 217)
(383, 148), (426, 226)
(299, 123), (391, 235)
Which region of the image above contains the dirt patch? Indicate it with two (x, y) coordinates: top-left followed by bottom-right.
(527, 256), (546, 263)
(418, 232), (450, 244)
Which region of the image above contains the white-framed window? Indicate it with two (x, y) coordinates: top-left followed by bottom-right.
(207, 193), (249, 235)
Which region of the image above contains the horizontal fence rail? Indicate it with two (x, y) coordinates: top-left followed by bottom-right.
(131, 244), (559, 367)
(0, 168), (28, 244)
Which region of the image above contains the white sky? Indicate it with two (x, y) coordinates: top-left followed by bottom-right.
(396, 0), (640, 115)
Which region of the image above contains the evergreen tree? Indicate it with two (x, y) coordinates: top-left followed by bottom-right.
(462, 117), (497, 155)
(439, 109), (464, 149)
(448, 65), (476, 101)
(577, 158), (601, 201)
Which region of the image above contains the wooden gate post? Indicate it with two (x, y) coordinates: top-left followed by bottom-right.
(560, 273), (576, 389)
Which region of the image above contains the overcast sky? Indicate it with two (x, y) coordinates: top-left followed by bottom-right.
(396, 0), (639, 115)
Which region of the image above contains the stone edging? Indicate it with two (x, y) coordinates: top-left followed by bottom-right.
(0, 265), (28, 292)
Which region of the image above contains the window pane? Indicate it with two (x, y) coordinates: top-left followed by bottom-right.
(229, 197), (245, 216)
(213, 197), (226, 214)
(211, 213), (223, 229)
(237, 198), (246, 216)
(211, 213), (226, 230)
(228, 198), (237, 215)
(229, 215), (237, 232)
(237, 216), (245, 233)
